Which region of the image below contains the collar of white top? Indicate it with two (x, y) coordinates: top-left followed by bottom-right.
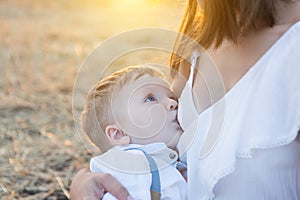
(94, 143), (179, 173)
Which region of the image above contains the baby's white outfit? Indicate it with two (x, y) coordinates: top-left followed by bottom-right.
(90, 143), (187, 200)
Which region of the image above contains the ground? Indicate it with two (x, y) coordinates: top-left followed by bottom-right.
(0, 1), (184, 199)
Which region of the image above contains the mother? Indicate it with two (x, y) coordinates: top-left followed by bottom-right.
(71, 0), (300, 199)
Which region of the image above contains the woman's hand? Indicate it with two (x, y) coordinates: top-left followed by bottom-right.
(70, 168), (132, 200)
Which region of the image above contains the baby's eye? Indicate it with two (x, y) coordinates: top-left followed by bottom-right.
(145, 95), (157, 102)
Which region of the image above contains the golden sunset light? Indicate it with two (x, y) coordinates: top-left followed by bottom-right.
(0, 0), (185, 199)
(2, 0), (299, 199)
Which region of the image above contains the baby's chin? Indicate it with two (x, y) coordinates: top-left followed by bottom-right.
(166, 129), (183, 150)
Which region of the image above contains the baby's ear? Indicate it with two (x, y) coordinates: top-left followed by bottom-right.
(105, 125), (130, 146)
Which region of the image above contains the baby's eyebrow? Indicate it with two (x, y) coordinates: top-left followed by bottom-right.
(132, 88), (150, 98)
(139, 85), (156, 92)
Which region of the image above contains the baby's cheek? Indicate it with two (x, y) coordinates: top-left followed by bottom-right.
(148, 105), (167, 131)
(132, 105), (167, 139)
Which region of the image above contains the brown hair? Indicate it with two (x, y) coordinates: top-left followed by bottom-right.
(81, 65), (166, 152)
(170, 0), (292, 73)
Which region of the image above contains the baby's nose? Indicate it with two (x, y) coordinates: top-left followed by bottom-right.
(168, 98), (178, 110)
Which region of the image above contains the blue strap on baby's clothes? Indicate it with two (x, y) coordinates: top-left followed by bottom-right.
(175, 161), (188, 181)
(125, 148), (161, 199)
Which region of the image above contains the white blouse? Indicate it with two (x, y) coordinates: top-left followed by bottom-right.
(177, 21), (300, 200)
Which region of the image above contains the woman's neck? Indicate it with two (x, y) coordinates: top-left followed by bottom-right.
(275, 0), (300, 25)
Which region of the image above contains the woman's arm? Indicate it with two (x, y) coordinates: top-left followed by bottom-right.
(70, 168), (132, 200)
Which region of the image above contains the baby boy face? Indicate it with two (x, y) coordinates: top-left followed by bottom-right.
(111, 74), (183, 149)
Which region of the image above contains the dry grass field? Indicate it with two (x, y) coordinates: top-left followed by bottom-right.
(0, 0), (185, 199)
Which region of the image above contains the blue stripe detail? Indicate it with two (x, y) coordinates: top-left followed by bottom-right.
(125, 148), (161, 193)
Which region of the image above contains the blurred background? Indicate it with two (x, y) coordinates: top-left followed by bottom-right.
(0, 0), (186, 199)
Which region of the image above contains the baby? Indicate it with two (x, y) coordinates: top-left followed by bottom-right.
(81, 65), (187, 200)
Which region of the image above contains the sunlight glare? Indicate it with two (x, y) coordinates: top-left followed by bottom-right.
(122, 0), (163, 7)
(125, 0), (147, 6)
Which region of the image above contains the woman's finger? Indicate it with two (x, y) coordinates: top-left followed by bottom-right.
(70, 168), (133, 200)
(96, 173), (133, 200)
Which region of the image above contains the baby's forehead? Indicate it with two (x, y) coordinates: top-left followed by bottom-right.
(115, 74), (170, 96)
(128, 75), (170, 89)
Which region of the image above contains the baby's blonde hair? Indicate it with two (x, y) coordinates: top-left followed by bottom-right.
(81, 65), (167, 152)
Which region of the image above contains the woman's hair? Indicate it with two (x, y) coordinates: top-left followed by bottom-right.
(170, 0), (292, 73)
(81, 65), (166, 151)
